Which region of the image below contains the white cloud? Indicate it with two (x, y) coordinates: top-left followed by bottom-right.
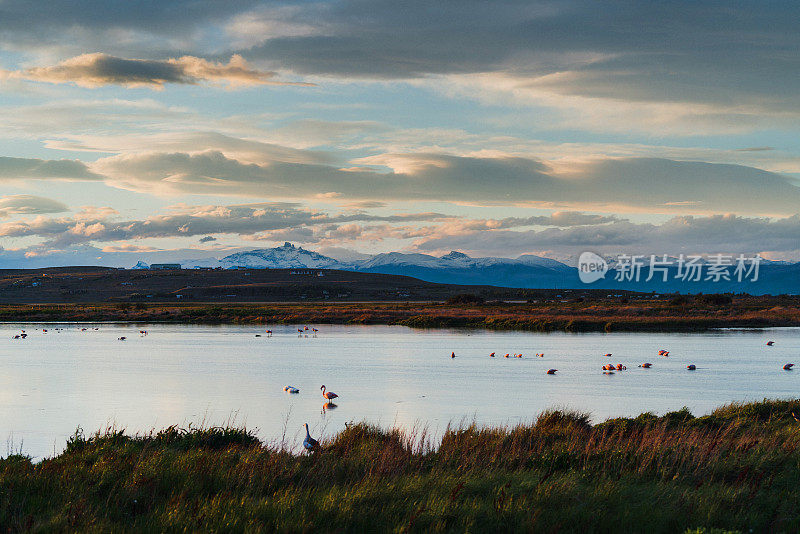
(3, 53), (313, 89)
(0, 195), (68, 218)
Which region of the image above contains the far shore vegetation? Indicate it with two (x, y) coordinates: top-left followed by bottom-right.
(1, 293), (800, 332)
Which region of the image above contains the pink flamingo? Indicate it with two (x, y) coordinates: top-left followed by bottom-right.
(320, 385), (338, 401)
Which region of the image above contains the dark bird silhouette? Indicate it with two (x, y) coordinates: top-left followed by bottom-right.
(303, 423), (320, 452)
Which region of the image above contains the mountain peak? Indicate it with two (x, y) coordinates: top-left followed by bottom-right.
(281, 242), (295, 249)
(441, 251), (470, 260)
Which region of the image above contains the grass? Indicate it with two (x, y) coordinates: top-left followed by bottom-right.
(1, 294), (800, 332)
(3, 400), (800, 532)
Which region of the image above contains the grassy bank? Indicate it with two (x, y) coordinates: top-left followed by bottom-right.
(2, 400), (800, 532)
(1, 295), (800, 332)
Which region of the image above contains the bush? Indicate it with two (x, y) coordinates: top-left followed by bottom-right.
(446, 293), (485, 305)
(697, 293), (733, 305)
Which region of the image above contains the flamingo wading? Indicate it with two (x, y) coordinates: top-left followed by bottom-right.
(321, 385), (338, 401)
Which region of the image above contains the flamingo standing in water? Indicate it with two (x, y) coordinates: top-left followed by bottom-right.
(321, 385), (338, 401)
(303, 423), (320, 452)
(489, 352), (495, 357)
(451, 352), (456, 359)
(639, 363), (653, 368)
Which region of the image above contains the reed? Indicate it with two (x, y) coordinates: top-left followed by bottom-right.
(2, 399), (800, 532)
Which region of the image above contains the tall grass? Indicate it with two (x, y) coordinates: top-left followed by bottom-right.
(2, 399), (800, 532)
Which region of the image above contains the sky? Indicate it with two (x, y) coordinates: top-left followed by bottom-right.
(1, 0), (799, 267)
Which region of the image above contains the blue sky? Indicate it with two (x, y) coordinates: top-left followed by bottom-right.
(1, 1), (799, 267)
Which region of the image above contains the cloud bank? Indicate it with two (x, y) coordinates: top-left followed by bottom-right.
(4, 53), (313, 89)
(0, 195), (68, 218)
(89, 151), (800, 215)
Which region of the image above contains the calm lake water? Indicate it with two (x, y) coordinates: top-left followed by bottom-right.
(1, 323), (799, 459)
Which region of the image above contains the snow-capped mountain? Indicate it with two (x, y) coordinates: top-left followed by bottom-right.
(160, 244), (575, 287)
(220, 243), (352, 269)
(132, 243), (800, 294)
(356, 250), (572, 288)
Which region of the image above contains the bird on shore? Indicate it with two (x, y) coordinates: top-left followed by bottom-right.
(767, 341), (775, 346)
(784, 363), (795, 370)
(686, 364), (696, 370)
(283, 386), (300, 393)
(303, 423), (320, 452)
(451, 352), (456, 359)
(321, 385), (338, 401)
(118, 336), (126, 341)
(547, 369), (558, 374)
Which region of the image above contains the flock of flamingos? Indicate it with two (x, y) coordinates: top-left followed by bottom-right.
(7, 325), (795, 452)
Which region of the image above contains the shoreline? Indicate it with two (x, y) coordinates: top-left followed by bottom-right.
(3, 398), (799, 532)
(1, 298), (800, 332)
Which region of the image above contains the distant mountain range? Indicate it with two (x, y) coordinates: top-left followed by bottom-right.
(132, 242), (800, 295)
